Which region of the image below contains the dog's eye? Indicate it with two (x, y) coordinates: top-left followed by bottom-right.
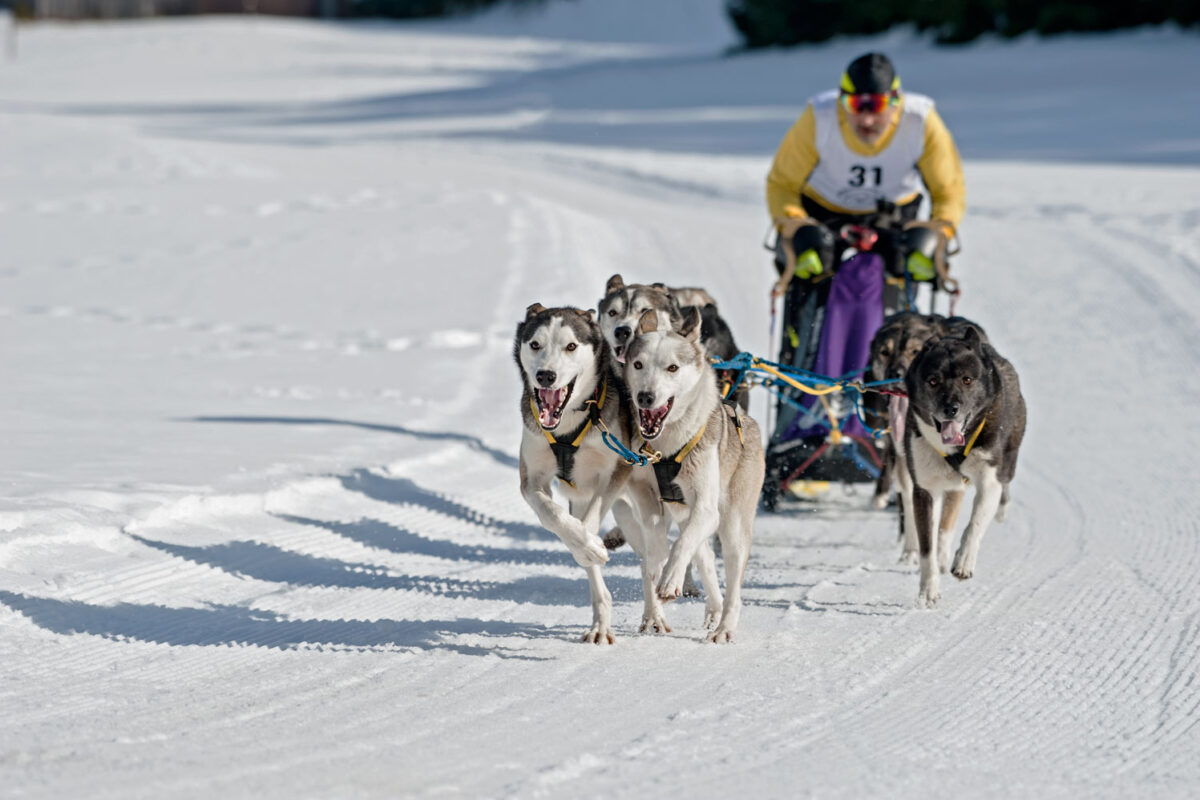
(961, 376), (972, 386)
(667, 365), (679, 373)
(529, 341), (541, 351)
(633, 361), (643, 370)
(566, 343), (577, 352)
(927, 377), (939, 387)
(607, 309), (617, 317)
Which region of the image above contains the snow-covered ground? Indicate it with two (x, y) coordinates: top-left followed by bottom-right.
(2, 3), (1199, 797)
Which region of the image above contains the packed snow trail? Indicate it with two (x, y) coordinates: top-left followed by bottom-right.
(2, 11), (1199, 799)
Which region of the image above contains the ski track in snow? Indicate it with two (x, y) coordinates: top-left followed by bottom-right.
(3, 13), (1200, 800)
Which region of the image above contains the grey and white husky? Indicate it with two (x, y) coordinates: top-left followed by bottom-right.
(597, 275), (682, 367)
(514, 303), (634, 643)
(904, 325), (1026, 607)
(623, 307), (765, 642)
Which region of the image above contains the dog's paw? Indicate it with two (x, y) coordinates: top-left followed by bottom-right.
(681, 569), (702, 598)
(602, 527), (627, 550)
(870, 493), (890, 510)
(951, 549), (975, 581)
(703, 602), (723, 631)
(917, 582), (941, 608)
(639, 613), (672, 634)
(569, 537), (610, 568)
(581, 624), (616, 645)
(656, 562), (686, 602)
(898, 548), (918, 566)
(656, 579), (683, 603)
(707, 625), (735, 644)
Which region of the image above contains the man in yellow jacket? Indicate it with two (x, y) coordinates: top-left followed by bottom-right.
(767, 52), (965, 286)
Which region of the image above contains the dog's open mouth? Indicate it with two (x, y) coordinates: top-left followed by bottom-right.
(638, 398), (673, 439)
(535, 379), (575, 430)
(936, 419), (966, 447)
(613, 343), (627, 364)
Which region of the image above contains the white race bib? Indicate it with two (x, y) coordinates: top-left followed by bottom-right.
(805, 89), (932, 214)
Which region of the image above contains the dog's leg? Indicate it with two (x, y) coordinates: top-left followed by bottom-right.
(576, 465), (629, 541)
(913, 484), (940, 607)
(995, 482), (1011, 523)
(657, 458), (720, 602)
(952, 469), (1004, 581)
(690, 538), (723, 630)
(617, 480), (672, 634)
(896, 458), (918, 565)
(871, 442), (895, 510)
(709, 508), (751, 643)
(520, 469), (607, 567)
(938, 489), (964, 573)
(580, 564), (616, 645)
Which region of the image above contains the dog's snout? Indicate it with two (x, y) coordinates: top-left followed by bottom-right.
(614, 326), (631, 343)
(636, 391), (655, 408)
(942, 401), (960, 418)
(535, 370), (557, 388)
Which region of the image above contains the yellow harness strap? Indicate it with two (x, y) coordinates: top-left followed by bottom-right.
(674, 423), (708, 463)
(962, 418), (986, 457)
(532, 381), (607, 448)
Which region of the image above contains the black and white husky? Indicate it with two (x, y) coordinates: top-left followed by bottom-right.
(515, 303), (634, 643)
(904, 326), (1026, 607)
(623, 307), (765, 642)
(869, 313), (986, 563)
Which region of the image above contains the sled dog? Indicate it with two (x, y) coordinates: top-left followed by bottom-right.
(904, 325), (1025, 607)
(623, 307), (765, 642)
(515, 303), (634, 643)
(597, 275), (682, 367)
(598, 274), (748, 408)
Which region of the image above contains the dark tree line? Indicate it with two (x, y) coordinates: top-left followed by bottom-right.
(727, 0), (1200, 47)
(347, 0), (543, 18)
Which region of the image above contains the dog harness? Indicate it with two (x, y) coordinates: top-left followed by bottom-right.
(646, 424), (707, 505)
(936, 418), (986, 479)
(531, 381), (607, 488)
(642, 406), (745, 505)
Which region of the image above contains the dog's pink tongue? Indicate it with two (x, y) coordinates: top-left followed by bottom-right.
(888, 395), (907, 442)
(940, 420), (966, 447)
(537, 388), (562, 427)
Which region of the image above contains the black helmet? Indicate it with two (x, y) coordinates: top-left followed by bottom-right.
(841, 53), (900, 95)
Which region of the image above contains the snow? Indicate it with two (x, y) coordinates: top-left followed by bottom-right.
(2, 2), (1199, 797)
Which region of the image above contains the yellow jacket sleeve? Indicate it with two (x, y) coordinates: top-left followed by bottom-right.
(766, 105), (819, 223)
(916, 108), (965, 232)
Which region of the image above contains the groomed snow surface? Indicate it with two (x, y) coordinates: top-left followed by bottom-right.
(2, 3), (1199, 797)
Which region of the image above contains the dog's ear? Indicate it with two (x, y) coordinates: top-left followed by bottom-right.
(525, 302), (546, 321)
(636, 309), (658, 335)
(577, 308), (596, 322)
(678, 306), (702, 342)
(651, 282), (667, 290)
(605, 274), (625, 294)
(962, 324), (983, 351)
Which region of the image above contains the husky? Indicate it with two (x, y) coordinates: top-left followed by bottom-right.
(904, 325), (1026, 607)
(622, 307), (765, 642)
(597, 275), (682, 367)
(599, 274), (748, 408)
(870, 314), (995, 565)
(515, 303), (635, 643)
(596, 274), (737, 603)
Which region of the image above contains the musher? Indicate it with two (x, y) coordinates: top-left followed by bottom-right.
(767, 51), (965, 301)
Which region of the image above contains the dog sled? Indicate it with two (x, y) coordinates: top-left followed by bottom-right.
(750, 200), (960, 511)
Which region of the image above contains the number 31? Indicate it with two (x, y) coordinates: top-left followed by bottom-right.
(849, 165), (882, 187)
